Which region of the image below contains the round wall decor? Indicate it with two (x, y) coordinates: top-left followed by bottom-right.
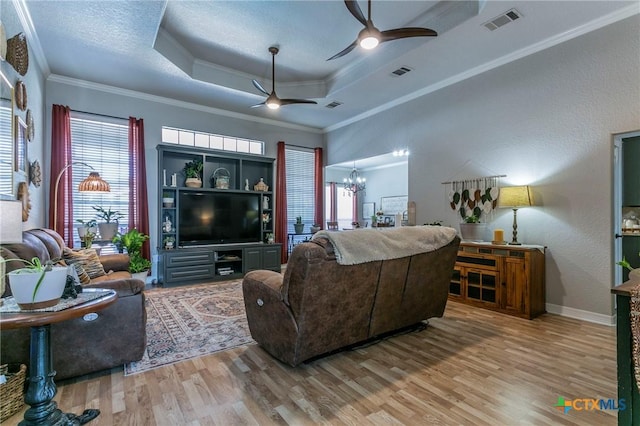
(6, 33), (28, 76)
(26, 109), (34, 141)
(15, 80), (27, 111)
(29, 159), (41, 187)
(17, 181), (30, 221)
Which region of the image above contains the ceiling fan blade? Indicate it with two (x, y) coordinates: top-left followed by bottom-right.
(250, 102), (266, 108)
(252, 79), (270, 96)
(345, 0), (367, 26)
(280, 99), (318, 106)
(380, 27), (437, 42)
(327, 40), (358, 61)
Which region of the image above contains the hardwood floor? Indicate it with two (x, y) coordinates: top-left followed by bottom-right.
(5, 301), (617, 425)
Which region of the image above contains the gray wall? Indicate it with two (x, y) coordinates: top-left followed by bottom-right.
(326, 15), (640, 320)
(44, 81), (324, 255)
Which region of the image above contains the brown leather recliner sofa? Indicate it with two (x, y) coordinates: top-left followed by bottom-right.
(1, 228), (146, 379)
(242, 226), (460, 366)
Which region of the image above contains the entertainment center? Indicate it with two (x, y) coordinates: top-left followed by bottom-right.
(157, 144), (281, 286)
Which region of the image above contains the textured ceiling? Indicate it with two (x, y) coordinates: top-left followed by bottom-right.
(22, 0), (639, 131)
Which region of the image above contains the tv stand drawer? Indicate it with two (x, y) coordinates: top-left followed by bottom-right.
(166, 250), (215, 267)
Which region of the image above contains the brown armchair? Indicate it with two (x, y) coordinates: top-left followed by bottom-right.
(1, 228), (146, 379)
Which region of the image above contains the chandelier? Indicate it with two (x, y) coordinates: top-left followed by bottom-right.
(343, 165), (366, 195)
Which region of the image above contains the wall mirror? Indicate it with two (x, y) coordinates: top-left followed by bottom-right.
(0, 70), (14, 199)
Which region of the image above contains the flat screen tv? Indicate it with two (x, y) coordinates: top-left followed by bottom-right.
(178, 191), (261, 246)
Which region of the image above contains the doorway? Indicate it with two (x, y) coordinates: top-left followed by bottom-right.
(614, 131), (640, 286)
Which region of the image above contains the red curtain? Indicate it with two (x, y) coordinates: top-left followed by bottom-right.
(275, 141), (288, 264)
(313, 147), (324, 228)
(49, 105), (74, 245)
(128, 117), (150, 261)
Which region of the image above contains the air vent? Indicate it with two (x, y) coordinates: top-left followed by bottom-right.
(391, 66), (412, 77)
(483, 9), (521, 31)
(325, 101), (343, 109)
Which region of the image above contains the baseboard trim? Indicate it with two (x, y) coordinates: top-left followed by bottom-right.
(546, 303), (615, 326)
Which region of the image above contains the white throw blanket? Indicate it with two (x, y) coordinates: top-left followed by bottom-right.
(311, 226), (457, 265)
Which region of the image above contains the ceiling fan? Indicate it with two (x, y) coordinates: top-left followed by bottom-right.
(328, 0), (438, 60)
(252, 47), (317, 109)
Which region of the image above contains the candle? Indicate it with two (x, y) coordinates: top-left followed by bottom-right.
(493, 229), (504, 243)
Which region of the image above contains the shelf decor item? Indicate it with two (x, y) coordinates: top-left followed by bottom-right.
(183, 158), (203, 188)
(254, 177), (269, 191)
(212, 167), (230, 189)
(6, 32), (28, 76)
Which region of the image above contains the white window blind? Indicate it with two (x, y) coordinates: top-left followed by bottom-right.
(70, 115), (129, 246)
(285, 148), (315, 233)
(0, 105), (12, 195)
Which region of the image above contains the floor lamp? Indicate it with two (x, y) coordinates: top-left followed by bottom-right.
(53, 162), (110, 234)
(497, 185), (534, 245)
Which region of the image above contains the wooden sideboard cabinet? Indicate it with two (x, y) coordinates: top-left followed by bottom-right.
(449, 242), (546, 319)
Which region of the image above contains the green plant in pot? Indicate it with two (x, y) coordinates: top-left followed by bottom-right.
(76, 218), (97, 239)
(618, 252), (640, 282)
(93, 205), (124, 241)
(459, 210), (487, 242)
(294, 216), (304, 234)
(183, 157), (203, 188)
(2, 257), (68, 309)
(117, 228), (151, 280)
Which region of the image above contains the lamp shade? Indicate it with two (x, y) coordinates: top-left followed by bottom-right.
(78, 172), (110, 192)
(498, 186), (534, 208)
(0, 200), (24, 243)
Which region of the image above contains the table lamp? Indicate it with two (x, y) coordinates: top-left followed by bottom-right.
(497, 185), (534, 245)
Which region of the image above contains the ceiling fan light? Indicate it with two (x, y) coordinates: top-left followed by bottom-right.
(359, 35), (379, 50)
(266, 101), (280, 110)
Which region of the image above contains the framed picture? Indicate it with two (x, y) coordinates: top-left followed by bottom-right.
(380, 195), (408, 215)
(14, 115), (27, 174)
(362, 202), (375, 219)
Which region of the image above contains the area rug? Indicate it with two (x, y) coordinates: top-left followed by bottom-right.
(124, 279), (254, 375)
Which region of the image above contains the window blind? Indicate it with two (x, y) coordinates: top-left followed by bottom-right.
(285, 148), (315, 233)
(70, 115), (129, 246)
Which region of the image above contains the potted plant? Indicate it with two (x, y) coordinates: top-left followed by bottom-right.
(80, 229), (96, 248)
(163, 236), (175, 250)
(459, 214), (487, 242)
(118, 228), (151, 281)
(162, 191), (175, 208)
(310, 223), (321, 233)
(618, 252), (640, 282)
(76, 219), (97, 239)
(2, 257), (67, 309)
(183, 157), (203, 188)
(93, 206), (124, 241)
(294, 216), (304, 234)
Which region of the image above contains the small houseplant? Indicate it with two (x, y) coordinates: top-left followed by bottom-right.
(2, 257), (67, 309)
(294, 216), (304, 234)
(93, 206), (124, 241)
(76, 218), (97, 239)
(459, 214), (487, 242)
(163, 236), (175, 250)
(117, 228), (151, 280)
(618, 252), (640, 282)
(183, 157), (203, 188)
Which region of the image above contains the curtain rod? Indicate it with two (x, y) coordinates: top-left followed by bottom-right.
(71, 109), (128, 121)
(441, 174), (506, 184)
(285, 143), (319, 151)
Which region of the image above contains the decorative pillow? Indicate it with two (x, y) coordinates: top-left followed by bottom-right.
(62, 247), (106, 280)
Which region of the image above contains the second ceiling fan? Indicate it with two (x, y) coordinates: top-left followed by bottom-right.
(328, 0), (438, 60)
(252, 46), (317, 109)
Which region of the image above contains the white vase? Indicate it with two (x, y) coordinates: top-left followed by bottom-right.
(162, 198), (174, 208)
(185, 178), (202, 188)
(98, 223), (118, 241)
(9, 266), (68, 309)
(630, 269), (640, 282)
(459, 223), (488, 242)
(131, 271), (149, 283)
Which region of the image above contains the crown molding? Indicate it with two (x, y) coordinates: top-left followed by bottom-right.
(47, 74), (324, 134)
(12, 0), (50, 76)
